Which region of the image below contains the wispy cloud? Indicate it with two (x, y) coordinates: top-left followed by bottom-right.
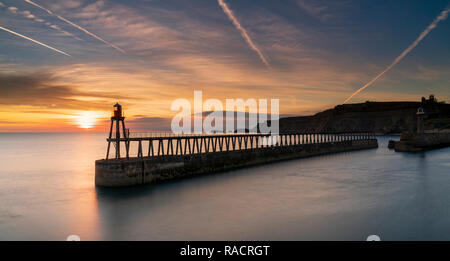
(217, 0), (270, 68)
(2, 0), (449, 131)
(344, 6), (450, 104)
(298, 0), (328, 18)
(296, 0), (350, 22)
(24, 0), (125, 53)
(6, 4), (82, 41)
(0, 25), (71, 56)
(7, 6), (18, 14)
(0, 71), (130, 109)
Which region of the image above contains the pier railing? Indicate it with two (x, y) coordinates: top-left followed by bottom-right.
(105, 132), (376, 160)
(128, 132), (261, 138)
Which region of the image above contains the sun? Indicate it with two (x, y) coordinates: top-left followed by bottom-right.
(74, 111), (102, 129)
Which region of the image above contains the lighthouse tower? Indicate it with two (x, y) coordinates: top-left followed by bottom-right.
(106, 103), (129, 159)
(416, 107), (425, 134)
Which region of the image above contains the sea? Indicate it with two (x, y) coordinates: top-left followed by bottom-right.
(1, 133), (450, 240)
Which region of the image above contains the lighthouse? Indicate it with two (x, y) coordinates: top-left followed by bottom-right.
(106, 103), (128, 159)
(416, 107), (425, 134)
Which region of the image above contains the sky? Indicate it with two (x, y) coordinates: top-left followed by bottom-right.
(0, 0), (449, 132)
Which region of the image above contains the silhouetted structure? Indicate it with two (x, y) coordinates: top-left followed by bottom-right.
(421, 94), (439, 104)
(417, 107), (425, 134)
(106, 103), (129, 159)
(97, 105), (378, 187)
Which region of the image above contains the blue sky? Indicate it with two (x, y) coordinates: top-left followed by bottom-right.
(0, 0), (449, 130)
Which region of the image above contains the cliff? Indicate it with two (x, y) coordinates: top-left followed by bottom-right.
(280, 97), (450, 134)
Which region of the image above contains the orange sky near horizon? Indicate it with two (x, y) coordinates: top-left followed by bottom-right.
(1, 0), (449, 132)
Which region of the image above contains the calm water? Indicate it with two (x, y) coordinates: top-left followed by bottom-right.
(1, 133), (450, 240)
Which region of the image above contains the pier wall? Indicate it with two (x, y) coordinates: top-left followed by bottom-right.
(394, 132), (450, 152)
(95, 139), (378, 187)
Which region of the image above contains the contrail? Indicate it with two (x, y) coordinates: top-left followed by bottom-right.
(8, 5), (83, 41)
(217, 0), (270, 68)
(24, 0), (125, 54)
(0, 25), (71, 56)
(343, 6), (450, 104)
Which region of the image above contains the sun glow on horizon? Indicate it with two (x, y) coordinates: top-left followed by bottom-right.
(73, 111), (105, 129)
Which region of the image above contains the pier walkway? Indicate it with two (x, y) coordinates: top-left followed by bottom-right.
(105, 132), (377, 160)
(96, 104), (378, 187)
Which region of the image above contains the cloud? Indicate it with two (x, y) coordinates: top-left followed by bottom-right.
(49, 0), (82, 10)
(127, 117), (172, 131)
(24, 0), (126, 53)
(0, 72), (130, 110)
(4, 4), (82, 41)
(297, 0), (351, 22)
(8, 6), (18, 14)
(128, 110), (294, 133)
(52, 1), (276, 66)
(2, 0), (429, 123)
(298, 0), (328, 17)
(391, 64), (450, 82)
(21, 10), (35, 19)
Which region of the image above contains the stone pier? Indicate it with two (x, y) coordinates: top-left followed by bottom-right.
(96, 138), (378, 187)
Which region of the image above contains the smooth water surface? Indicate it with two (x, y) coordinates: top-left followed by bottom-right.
(1, 133), (450, 240)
